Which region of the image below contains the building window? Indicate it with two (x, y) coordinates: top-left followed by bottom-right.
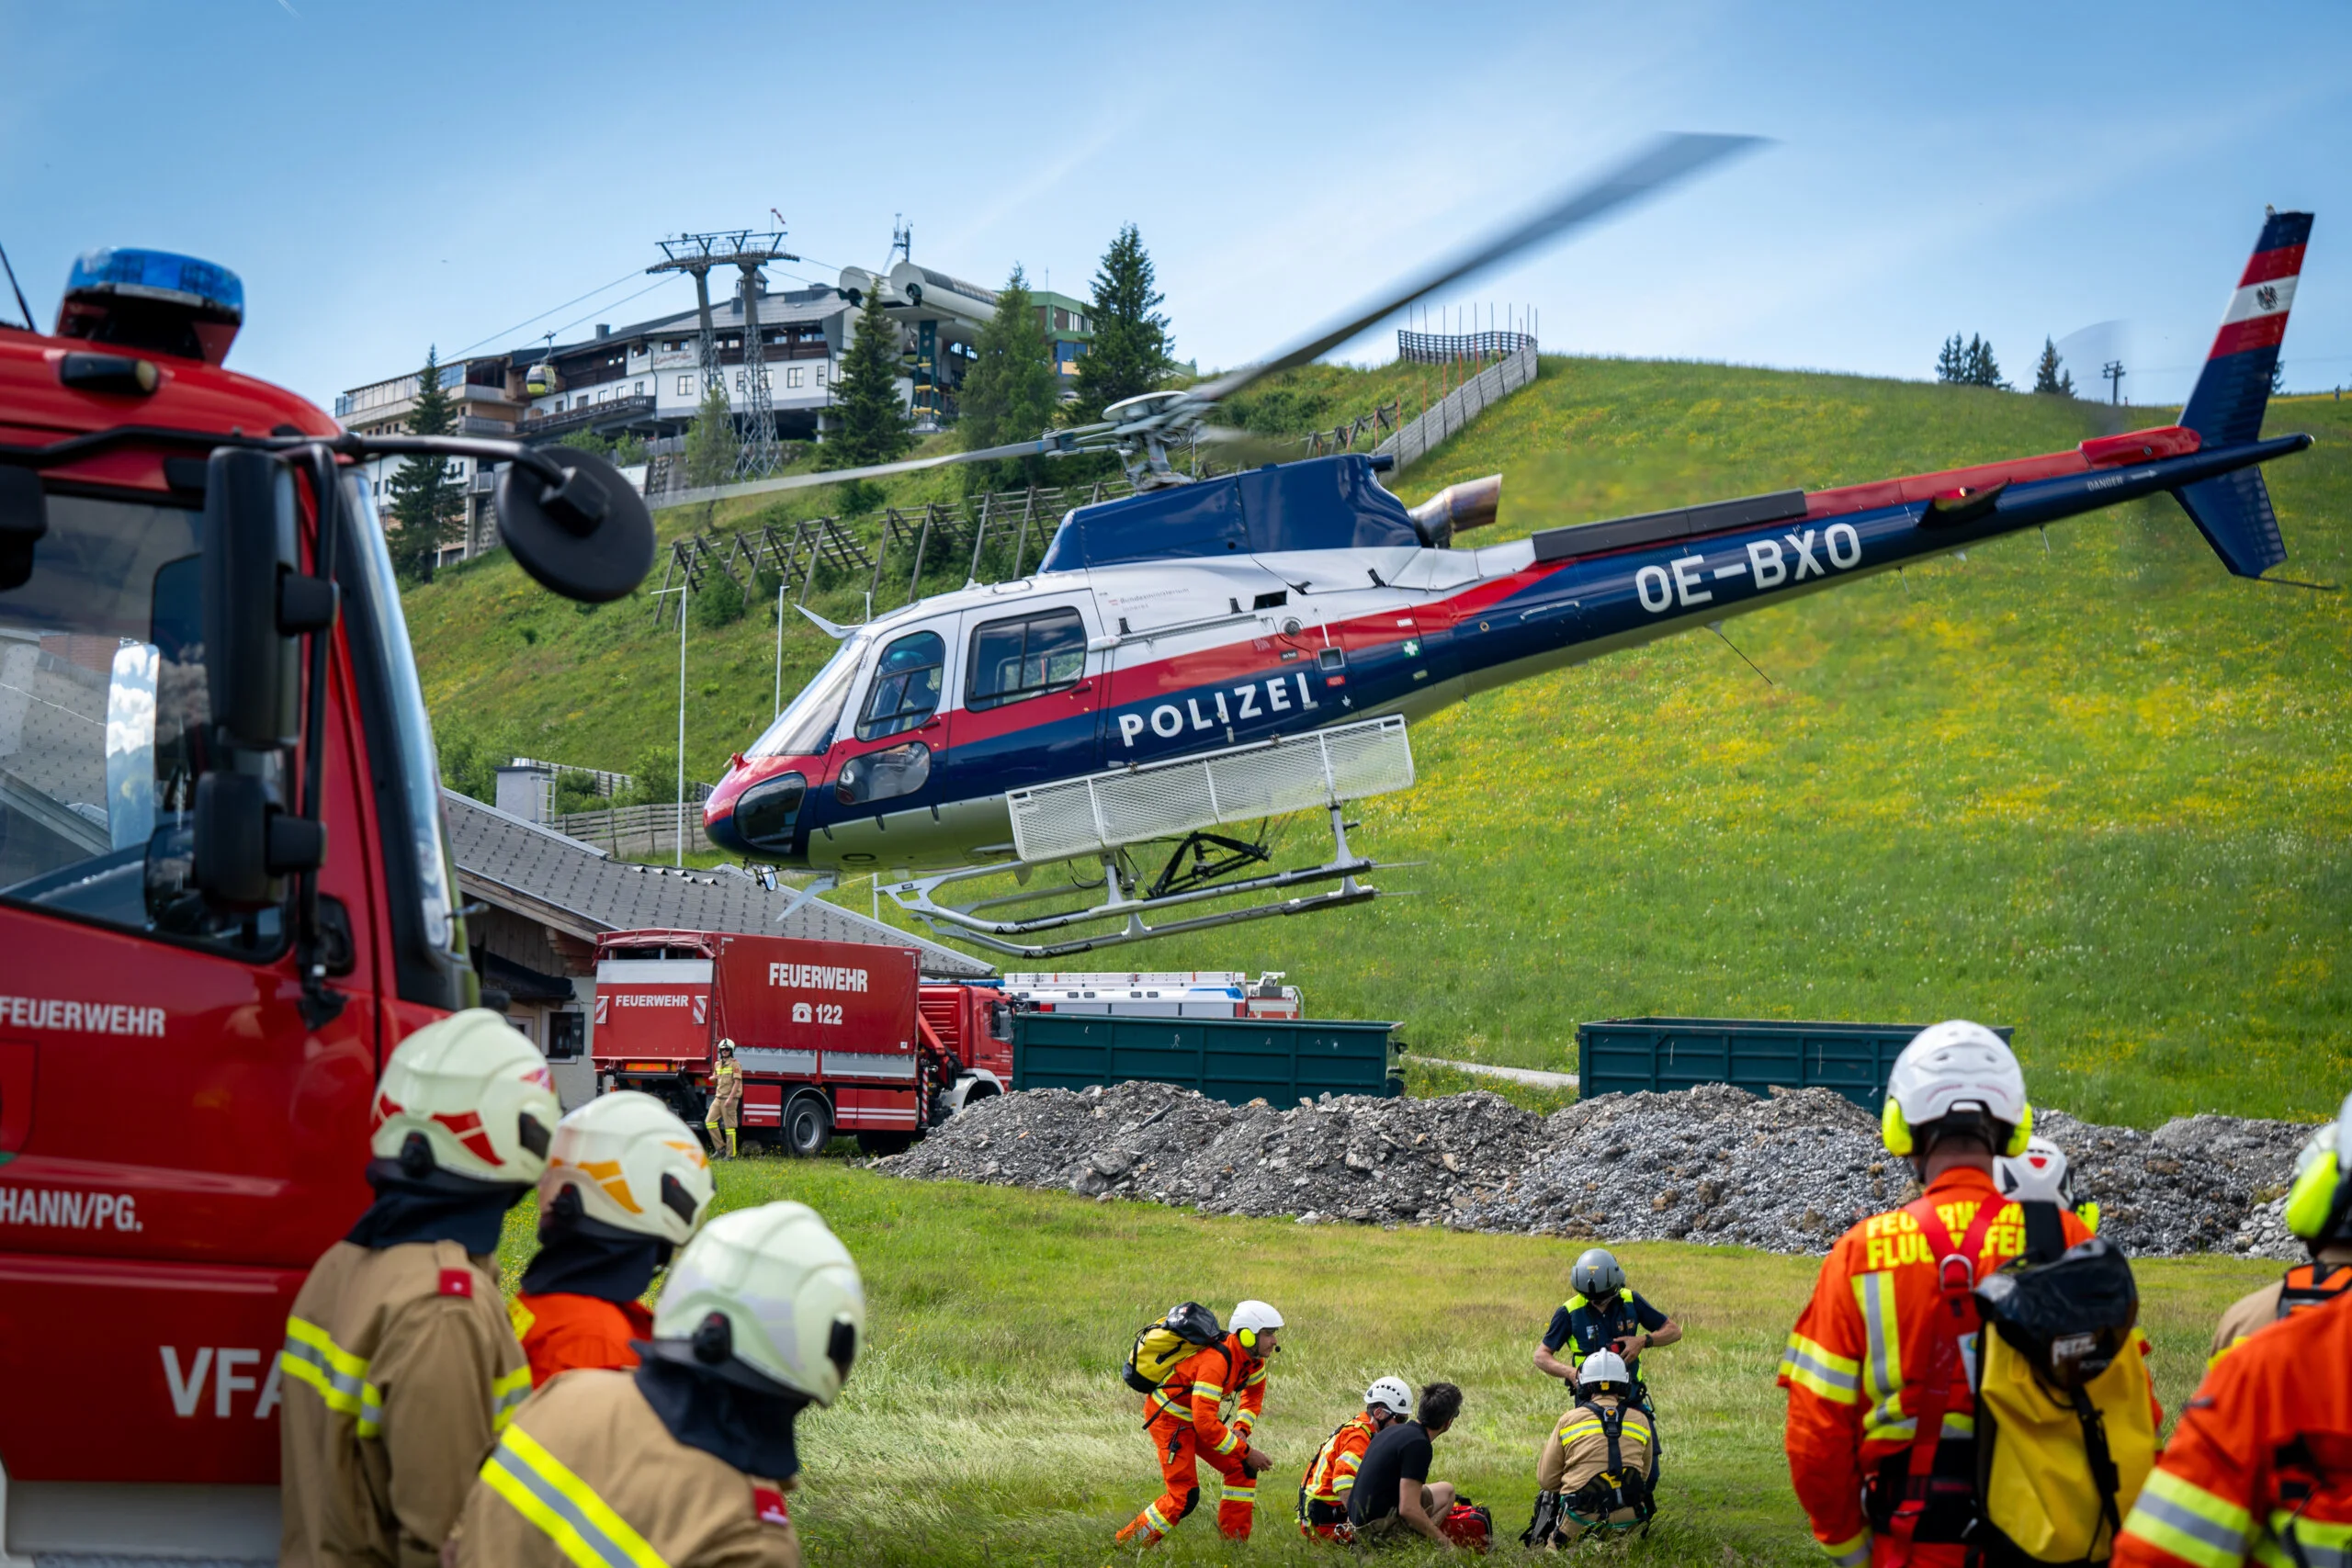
(786, 366), (804, 389)
(815, 366), (827, 387)
(677, 376), (693, 397)
(597, 388), (610, 403)
(634, 380), (644, 397)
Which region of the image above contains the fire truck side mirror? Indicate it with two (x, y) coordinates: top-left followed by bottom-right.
(0, 464), (47, 592)
(493, 446), (655, 604)
(201, 447), (302, 750)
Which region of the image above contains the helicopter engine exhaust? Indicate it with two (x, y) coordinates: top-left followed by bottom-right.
(1408, 473), (1503, 546)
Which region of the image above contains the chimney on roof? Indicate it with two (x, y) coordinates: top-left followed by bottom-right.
(595, 323), (610, 338)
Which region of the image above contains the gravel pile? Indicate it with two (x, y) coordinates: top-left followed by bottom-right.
(878, 1082), (2315, 1257)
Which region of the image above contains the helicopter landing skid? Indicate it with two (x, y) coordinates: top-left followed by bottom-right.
(881, 806), (1395, 959)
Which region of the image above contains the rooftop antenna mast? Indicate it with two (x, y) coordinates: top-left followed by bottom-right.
(890, 215), (911, 265)
(650, 227), (798, 478)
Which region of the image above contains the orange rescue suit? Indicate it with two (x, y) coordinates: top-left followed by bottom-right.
(1117, 1332), (1269, 1545)
(1780, 1167), (2110, 1568)
(511, 1293), (655, 1386)
(2115, 1292), (2352, 1568)
(1298, 1412), (1379, 1540)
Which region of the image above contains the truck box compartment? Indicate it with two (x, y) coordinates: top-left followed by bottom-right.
(1575, 1016), (2013, 1113)
(1012, 1013), (1400, 1106)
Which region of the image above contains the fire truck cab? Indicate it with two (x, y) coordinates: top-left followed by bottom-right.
(0, 248), (652, 1562)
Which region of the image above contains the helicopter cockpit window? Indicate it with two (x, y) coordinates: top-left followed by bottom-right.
(749, 633), (869, 759)
(855, 630), (944, 741)
(967, 607), (1086, 711)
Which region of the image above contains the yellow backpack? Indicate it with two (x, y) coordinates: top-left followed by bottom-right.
(1972, 1224), (2157, 1565)
(1123, 1302), (1224, 1394)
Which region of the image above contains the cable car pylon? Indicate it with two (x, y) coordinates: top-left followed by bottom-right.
(649, 228), (797, 479)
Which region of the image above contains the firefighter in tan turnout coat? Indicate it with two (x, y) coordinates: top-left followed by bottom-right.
(279, 1011), (552, 1568)
(448, 1201), (866, 1568)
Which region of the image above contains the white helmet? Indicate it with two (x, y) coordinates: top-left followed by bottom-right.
(1996, 1135), (2074, 1206)
(1577, 1349), (1632, 1393)
(650, 1201), (865, 1405)
(371, 1010), (560, 1183)
(541, 1091), (714, 1245)
(1365, 1376), (1413, 1418)
(2285, 1092), (2352, 1243)
(1231, 1299), (1284, 1352)
(1883, 1021), (2031, 1157)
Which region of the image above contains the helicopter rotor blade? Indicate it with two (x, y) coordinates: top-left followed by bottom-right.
(1189, 131), (1764, 407)
(647, 431), (1112, 511)
(1192, 424), (1304, 468)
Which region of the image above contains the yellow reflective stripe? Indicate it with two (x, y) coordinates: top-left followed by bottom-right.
(2120, 1470), (2255, 1568)
(481, 1424), (671, 1568)
(1211, 1427), (1240, 1456)
(356, 1382), (386, 1438)
(1851, 1272), (1903, 1409)
(492, 1365), (533, 1432)
(1784, 1330), (1863, 1404)
(1221, 1480), (1256, 1501)
(281, 1317), (371, 1417)
(1557, 1418), (1603, 1442)
(1820, 1530), (1872, 1568)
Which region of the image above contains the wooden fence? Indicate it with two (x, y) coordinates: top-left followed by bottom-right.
(550, 801), (707, 859)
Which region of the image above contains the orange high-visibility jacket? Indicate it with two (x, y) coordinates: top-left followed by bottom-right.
(2115, 1292), (2352, 1568)
(1143, 1333), (1268, 1456)
(511, 1292), (655, 1387)
(1779, 1168), (2099, 1564)
(1301, 1412), (1379, 1509)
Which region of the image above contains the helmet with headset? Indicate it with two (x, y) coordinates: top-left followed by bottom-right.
(539, 1090), (714, 1247)
(644, 1201), (865, 1406)
(1882, 1021), (2032, 1161)
(1230, 1299), (1284, 1355)
(371, 1010), (560, 1184)
(1365, 1375), (1413, 1419)
(1571, 1247), (1626, 1300)
(2285, 1092), (2352, 1247)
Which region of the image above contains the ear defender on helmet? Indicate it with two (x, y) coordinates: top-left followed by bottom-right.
(2004, 1103), (2034, 1158)
(2285, 1117), (2349, 1242)
(1237, 1326), (1256, 1349)
(1882, 1096), (1913, 1156)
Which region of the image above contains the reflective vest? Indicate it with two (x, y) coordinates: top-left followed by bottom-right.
(453, 1368), (801, 1568)
(279, 1238), (534, 1568)
(1142, 1334), (1266, 1455)
(2114, 1293), (2352, 1568)
(1300, 1413), (1377, 1510)
(1778, 1168), (2101, 1566)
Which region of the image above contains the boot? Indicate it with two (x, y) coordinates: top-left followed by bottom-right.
(706, 1127), (726, 1159)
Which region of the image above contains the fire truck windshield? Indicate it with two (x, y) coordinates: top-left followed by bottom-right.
(0, 487), (283, 951)
(340, 476), (457, 953)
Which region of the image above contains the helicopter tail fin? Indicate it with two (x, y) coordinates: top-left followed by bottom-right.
(2171, 209), (2310, 579)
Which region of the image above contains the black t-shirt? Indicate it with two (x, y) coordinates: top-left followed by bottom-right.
(1542, 1289), (1668, 1374)
(1348, 1419), (1435, 1527)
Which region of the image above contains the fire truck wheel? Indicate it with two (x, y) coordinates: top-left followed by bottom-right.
(783, 1095), (832, 1158)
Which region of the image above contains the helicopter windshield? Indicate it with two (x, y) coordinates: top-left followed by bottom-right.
(749, 633), (869, 758)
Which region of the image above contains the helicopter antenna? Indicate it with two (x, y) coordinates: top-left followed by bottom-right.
(0, 238), (32, 331)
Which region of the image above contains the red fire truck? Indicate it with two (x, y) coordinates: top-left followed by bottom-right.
(591, 929), (1014, 1155)
(0, 248), (660, 1561)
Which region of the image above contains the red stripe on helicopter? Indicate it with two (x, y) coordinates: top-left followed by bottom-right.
(2239, 243), (2306, 287)
(2208, 311), (2290, 359)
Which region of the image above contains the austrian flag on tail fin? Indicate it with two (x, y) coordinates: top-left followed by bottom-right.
(2172, 209), (2312, 579)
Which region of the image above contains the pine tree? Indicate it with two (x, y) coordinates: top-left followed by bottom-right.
(1936, 333), (1968, 383)
(957, 264), (1061, 491)
(2030, 336), (2075, 396)
(684, 382), (736, 489)
(826, 288), (911, 469)
(1070, 224), (1171, 425)
(1961, 334), (2003, 389)
(386, 348), (462, 582)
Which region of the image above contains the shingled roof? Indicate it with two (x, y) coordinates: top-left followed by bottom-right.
(441, 788), (992, 979)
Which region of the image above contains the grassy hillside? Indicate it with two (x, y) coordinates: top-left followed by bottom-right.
(492, 1158), (2275, 1568)
(405, 365), (2352, 1126)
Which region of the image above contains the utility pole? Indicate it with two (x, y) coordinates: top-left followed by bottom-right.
(650, 583), (689, 868)
(2103, 360), (2125, 406)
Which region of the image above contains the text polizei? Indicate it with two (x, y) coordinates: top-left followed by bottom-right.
(1119, 670), (1323, 750)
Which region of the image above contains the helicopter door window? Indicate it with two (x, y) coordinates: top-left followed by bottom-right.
(966, 607), (1087, 711)
(855, 630), (944, 741)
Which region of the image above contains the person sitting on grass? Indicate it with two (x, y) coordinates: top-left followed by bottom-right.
(1347, 1381), (1464, 1548)
(1529, 1349), (1655, 1547)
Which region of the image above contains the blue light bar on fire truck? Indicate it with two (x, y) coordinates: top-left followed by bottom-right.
(56, 247), (244, 365)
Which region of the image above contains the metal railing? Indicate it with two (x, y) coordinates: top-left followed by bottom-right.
(1375, 344), (1540, 471)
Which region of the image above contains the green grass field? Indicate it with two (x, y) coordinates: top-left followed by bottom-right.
(408, 364), (2352, 1127)
(496, 1158), (2278, 1567)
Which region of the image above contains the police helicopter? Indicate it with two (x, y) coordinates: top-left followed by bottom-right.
(689, 137), (2314, 958)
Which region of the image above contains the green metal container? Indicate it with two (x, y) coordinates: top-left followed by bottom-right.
(1011, 1012), (1402, 1105)
(1576, 1016), (2013, 1114)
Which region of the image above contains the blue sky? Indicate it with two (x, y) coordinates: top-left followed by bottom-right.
(6, 1), (2347, 412)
